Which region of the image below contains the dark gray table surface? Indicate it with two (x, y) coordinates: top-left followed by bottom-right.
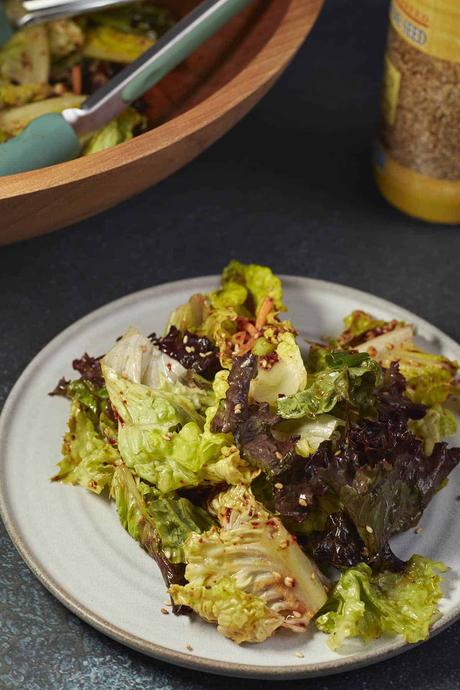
(1, 0), (459, 688)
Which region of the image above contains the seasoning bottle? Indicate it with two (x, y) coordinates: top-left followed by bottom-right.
(374, 0), (460, 224)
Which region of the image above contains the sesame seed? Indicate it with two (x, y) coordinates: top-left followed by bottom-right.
(234, 403), (242, 414)
(186, 644), (193, 651)
(284, 576), (295, 588)
(160, 608), (169, 615)
(183, 335), (189, 344)
(415, 527), (423, 534)
(310, 572), (316, 580)
(292, 610), (302, 618)
(199, 352), (207, 358)
(298, 498), (308, 507)
(365, 525), (374, 534)
(275, 451), (283, 460)
(274, 482), (284, 489)
(294, 652), (304, 658)
(163, 433), (172, 441)
(280, 540), (289, 549)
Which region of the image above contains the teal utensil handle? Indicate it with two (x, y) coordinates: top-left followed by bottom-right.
(0, 1), (13, 46)
(0, 113), (80, 176)
(122, 0), (252, 103)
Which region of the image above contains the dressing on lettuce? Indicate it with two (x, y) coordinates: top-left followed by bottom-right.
(170, 485), (327, 643)
(51, 261), (460, 650)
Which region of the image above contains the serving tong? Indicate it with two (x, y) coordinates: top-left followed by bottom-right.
(0, 0), (254, 175)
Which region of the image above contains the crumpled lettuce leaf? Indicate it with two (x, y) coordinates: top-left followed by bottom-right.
(167, 262), (293, 367)
(88, 1), (174, 37)
(52, 400), (119, 494)
(337, 310), (404, 349)
(339, 311), (460, 406)
(410, 404), (457, 455)
(83, 25), (154, 63)
(83, 108), (146, 155)
(250, 332), (307, 405)
(316, 556), (446, 649)
(110, 464), (187, 610)
(218, 259), (285, 314)
(48, 19), (84, 58)
(103, 364), (255, 492)
(171, 576), (283, 644)
(0, 25), (49, 84)
(0, 93), (84, 138)
(147, 494), (214, 564)
(0, 82), (54, 110)
(170, 485), (327, 643)
(278, 414), (344, 457)
(278, 352), (382, 420)
(102, 327), (187, 388)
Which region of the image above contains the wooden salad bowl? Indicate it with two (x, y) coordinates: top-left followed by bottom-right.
(0, 0), (323, 244)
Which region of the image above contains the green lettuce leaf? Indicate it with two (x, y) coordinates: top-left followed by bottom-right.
(102, 326), (187, 388)
(83, 108), (146, 155)
(345, 312), (460, 406)
(88, 1), (174, 37)
(316, 556), (446, 649)
(0, 93), (84, 138)
(0, 26), (49, 84)
(48, 19), (84, 58)
(337, 310), (403, 348)
(409, 404), (457, 455)
(103, 364), (255, 492)
(277, 414), (344, 457)
(170, 576), (283, 644)
(250, 332), (307, 404)
(52, 401), (119, 494)
(219, 260), (285, 313)
(150, 495), (215, 563)
(0, 82), (54, 110)
(110, 464), (188, 607)
(278, 352), (382, 419)
(170, 485), (328, 643)
(167, 262), (291, 367)
(83, 25), (154, 63)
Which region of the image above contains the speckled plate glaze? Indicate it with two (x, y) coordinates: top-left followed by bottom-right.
(1, 276), (459, 679)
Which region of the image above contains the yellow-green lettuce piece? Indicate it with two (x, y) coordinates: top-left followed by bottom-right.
(0, 93), (84, 138)
(52, 400), (120, 494)
(102, 364), (256, 493)
(0, 25), (49, 84)
(48, 19), (84, 59)
(409, 404), (457, 455)
(170, 485), (327, 644)
(316, 556), (446, 649)
(83, 108), (146, 155)
(83, 25), (154, 63)
(0, 82), (54, 110)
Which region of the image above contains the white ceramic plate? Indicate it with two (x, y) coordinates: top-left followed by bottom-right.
(1, 276), (459, 679)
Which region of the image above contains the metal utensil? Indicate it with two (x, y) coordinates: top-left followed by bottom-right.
(2, 0), (141, 30)
(0, 0), (254, 176)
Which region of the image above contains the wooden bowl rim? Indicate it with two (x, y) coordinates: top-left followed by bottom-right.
(0, 0), (323, 200)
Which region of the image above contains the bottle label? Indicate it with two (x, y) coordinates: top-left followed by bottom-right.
(390, 0), (460, 63)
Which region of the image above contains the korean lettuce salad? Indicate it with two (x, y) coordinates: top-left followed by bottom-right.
(0, 1), (174, 152)
(51, 261), (460, 648)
